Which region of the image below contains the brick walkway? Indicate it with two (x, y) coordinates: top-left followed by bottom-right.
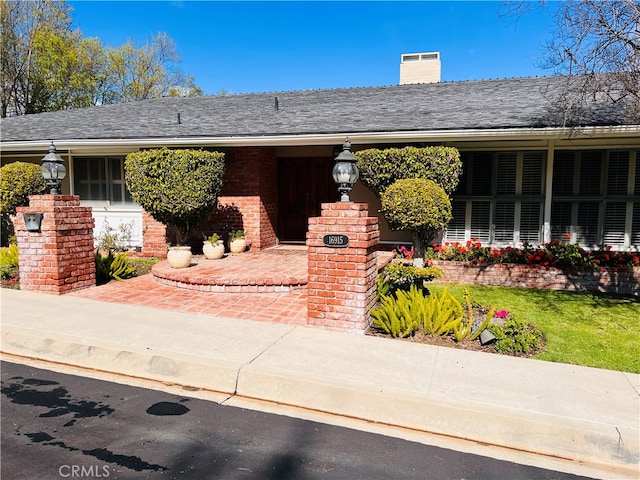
(69, 247), (391, 327)
(69, 248), (309, 326)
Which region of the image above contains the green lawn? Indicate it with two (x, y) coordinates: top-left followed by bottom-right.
(429, 283), (640, 374)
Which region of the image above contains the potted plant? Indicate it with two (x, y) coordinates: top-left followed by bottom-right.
(125, 148), (225, 268)
(202, 233), (225, 260)
(228, 230), (247, 253)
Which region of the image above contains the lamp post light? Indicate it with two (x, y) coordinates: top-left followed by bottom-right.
(41, 141), (67, 194)
(332, 137), (359, 202)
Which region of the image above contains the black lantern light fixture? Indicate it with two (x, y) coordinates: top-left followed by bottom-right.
(41, 141), (67, 194)
(332, 137), (359, 202)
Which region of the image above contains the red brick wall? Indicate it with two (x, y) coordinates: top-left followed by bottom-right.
(432, 261), (640, 296)
(307, 203), (380, 332)
(14, 195), (96, 294)
(141, 211), (167, 257)
(214, 146), (278, 250)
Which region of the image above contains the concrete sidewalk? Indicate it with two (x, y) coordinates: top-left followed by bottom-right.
(1, 288), (638, 479)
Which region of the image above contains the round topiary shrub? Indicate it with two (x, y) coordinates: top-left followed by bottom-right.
(380, 178), (452, 258)
(0, 162), (49, 246)
(125, 148), (225, 245)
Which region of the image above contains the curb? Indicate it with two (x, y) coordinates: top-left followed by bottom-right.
(2, 324), (638, 480)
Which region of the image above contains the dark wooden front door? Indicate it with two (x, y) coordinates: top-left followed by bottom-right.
(278, 157), (336, 242)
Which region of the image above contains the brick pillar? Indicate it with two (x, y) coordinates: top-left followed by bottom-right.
(14, 195), (96, 294)
(141, 210), (167, 257)
(215, 147), (277, 250)
(306, 203), (380, 333)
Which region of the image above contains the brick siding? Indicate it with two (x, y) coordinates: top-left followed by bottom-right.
(213, 146), (278, 250)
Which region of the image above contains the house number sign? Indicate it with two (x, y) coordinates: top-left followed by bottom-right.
(322, 234), (349, 248)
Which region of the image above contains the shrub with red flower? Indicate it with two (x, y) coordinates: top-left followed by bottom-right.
(425, 240), (639, 269)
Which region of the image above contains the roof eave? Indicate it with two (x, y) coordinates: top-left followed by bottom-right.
(2, 125), (639, 152)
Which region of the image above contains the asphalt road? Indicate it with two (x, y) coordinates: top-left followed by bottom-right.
(1, 361), (594, 480)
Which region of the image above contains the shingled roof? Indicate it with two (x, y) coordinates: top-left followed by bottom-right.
(0, 75), (632, 143)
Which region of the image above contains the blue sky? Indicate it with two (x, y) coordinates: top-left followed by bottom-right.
(68, 1), (559, 95)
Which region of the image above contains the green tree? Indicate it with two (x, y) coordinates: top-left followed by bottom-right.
(355, 145), (461, 259)
(125, 148), (225, 245)
(1, 0), (201, 117)
(1, 0), (74, 116)
(380, 178), (452, 258)
(107, 32), (201, 103)
(31, 29), (109, 111)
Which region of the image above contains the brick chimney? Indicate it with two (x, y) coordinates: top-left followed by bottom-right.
(399, 52), (441, 85)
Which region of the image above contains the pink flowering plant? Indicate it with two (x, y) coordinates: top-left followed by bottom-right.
(392, 245), (415, 261)
(425, 239), (639, 268)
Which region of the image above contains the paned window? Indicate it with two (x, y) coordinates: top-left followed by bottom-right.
(73, 157), (132, 205)
(550, 150), (638, 249)
(447, 200), (467, 241)
(446, 151), (545, 245)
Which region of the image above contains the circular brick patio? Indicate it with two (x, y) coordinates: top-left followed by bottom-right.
(152, 248), (308, 293)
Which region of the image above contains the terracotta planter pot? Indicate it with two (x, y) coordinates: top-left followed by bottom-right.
(202, 241), (225, 259)
(167, 246), (192, 268)
(229, 238), (247, 253)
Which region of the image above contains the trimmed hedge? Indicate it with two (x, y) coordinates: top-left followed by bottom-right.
(0, 162), (48, 246)
(125, 148), (225, 244)
(355, 146), (462, 196)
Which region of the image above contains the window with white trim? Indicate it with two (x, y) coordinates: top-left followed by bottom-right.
(446, 151), (546, 245)
(73, 157), (133, 205)
(550, 150), (639, 249)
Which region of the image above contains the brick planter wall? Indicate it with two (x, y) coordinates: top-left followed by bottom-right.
(432, 261), (640, 296)
(14, 195), (96, 294)
(307, 203), (380, 332)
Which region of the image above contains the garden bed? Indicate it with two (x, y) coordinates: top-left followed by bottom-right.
(432, 261), (640, 296)
(368, 327), (545, 358)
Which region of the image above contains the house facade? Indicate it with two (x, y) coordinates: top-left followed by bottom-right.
(2, 71), (639, 253)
